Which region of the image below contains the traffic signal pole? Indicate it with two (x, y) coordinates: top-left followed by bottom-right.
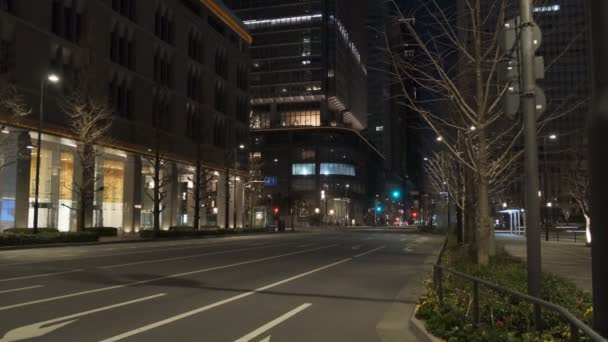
(588, 0), (608, 336)
(519, 0), (543, 329)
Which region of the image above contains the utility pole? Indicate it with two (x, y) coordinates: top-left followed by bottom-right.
(588, 0), (608, 336)
(519, 0), (542, 330)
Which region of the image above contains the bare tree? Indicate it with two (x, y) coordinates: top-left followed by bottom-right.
(143, 127), (171, 236)
(190, 143), (215, 229)
(0, 83), (31, 171)
(387, 0), (586, 264)
(566, 159), (591, 244)
(61, 85), (112, 231)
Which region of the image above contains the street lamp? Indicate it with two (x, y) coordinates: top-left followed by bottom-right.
(436, 136), (443, 142)
(32, 73), (60, 234)
(345, 184), (350, 224)
(543, 133), (557, 241)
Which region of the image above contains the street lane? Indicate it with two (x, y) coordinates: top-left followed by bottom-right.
(0, 231), (441, 342)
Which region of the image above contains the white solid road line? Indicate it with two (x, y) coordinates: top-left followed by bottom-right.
(259, 337), (271, 342)
(0, 269), (84, 283)
(351, 245), (362, 250)
(0, 240), (266, 267)
(100, 247), (385, 342)
(233, 303), (312, 342)
(298, 243), (314, 248)
(97, 243), (290, 269)
(0, 293), (166, 342)
(0, 244), (337, 312)
(353, 246), (386, 258)
(0, 285), (43, 294)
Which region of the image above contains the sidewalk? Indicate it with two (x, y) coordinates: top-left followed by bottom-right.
(497, 233), (592, 292)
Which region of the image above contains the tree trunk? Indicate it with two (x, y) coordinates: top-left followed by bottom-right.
(477, 127), (491, 265)
(224, 166), (230, 229)
(153, 152), (161, 235)
(193, 143), (202, 230)
(77, 144), (95, 232)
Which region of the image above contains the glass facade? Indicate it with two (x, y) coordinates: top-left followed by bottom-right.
(0, 131), (240, 231)
(320, 163), (355, 176)
(292, 163), (315, 176)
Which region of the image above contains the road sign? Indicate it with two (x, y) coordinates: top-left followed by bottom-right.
(264, 177), (277, 187)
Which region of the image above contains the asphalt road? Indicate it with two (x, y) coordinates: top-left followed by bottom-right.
(0, 231), (443, 342)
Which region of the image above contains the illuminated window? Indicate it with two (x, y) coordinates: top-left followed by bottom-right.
(376, 126), (384, 132)
(320, 163), (355, 176)
(533, 4), (560, 12)
(292, 163), (315, 176)
(280, 110), (320, 127)
(243, 14), (322, 29)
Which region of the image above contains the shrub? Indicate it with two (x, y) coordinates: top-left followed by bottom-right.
(416, 246), (593, 342)
(0, 232), (98, 246)
(84, 227), (119, 237)
(3, 228), (60, 234)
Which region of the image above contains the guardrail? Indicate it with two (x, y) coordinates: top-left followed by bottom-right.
(432, 264), (606, 342)
(548, 229), (589, 244)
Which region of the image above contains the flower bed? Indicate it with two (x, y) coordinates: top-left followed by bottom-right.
(416, 247), (593, 341)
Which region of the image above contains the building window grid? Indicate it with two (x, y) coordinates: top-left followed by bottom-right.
(51, 0), (82, 44)
(154, 6), (174, 45)
(110, 29), (134, 69)
(280, 109), (320, 127)
(109, 77), (131, 118)
(0, 0), (13, 13)
(112, 0), (135, 20)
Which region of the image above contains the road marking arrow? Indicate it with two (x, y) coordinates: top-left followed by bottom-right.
(0, 293), (166, 342)
(234, 304), (311, 342)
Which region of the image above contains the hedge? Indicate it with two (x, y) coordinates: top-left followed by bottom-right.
(84, 227), (119, 237)
(3, 228), (60, 234)
(0, 232), (99, 246)
(140, 228), (268, 239)
(416, 245), (593, 341)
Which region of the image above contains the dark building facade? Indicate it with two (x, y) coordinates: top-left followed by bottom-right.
(226, 0), (383, 225)
(0, 0), (251, 230)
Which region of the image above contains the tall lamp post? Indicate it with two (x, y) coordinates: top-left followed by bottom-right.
(32, 73), (60, 234)
(232, 144), (245, 229)
(543, 133), (557, 241)
(345, 184), (350, 225)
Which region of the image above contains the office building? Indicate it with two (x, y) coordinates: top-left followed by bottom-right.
(0, 0), (251, 231)
(226, 0), (384, 225)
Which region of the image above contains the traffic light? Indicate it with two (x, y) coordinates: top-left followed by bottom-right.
(375, 205), (383, 213)
(391, 190), (401, 200)
(273, 207), (280, 215)
(412, 212), (418, 218)
(500, 17), (545, 119)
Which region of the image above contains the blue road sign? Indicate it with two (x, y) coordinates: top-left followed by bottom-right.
(264, 177), (278, 186)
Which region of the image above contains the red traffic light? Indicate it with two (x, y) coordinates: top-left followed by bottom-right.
(412, 212), (418, 218)
(273, 208), (280, 215)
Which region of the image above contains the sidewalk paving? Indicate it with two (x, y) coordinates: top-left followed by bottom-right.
(497, 233), (592, 292)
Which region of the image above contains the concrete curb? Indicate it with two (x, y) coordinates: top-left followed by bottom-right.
(0, 231), (289, 251)
(409, 305), (446, 342)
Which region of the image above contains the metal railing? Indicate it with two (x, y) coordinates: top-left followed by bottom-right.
(432, 264), (607, 342)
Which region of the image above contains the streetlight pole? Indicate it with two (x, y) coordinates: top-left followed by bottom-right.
(345, 184), (349, 226)
(543, 134), (556, 241)
(33, 74), (60, 234)
(519, 0), (542, 329)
